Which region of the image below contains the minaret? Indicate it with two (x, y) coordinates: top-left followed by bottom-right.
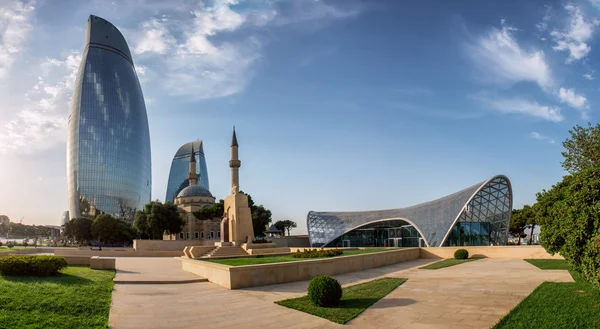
(188, 144), (198, 186)
(229, 126), (241, 193)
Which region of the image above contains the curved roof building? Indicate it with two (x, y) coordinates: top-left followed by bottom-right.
(165, 140), (210, 203)
(67, 15), (151, 221)
(307, 175), (512, 248)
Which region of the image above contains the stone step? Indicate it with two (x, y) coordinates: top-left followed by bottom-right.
(204, 246), (248, 258)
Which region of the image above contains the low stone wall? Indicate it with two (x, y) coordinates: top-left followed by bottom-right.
(0, 249), (41, 256)
(63, 255), (92, 265)
(420, 246), (563, 259)
(134, 239), (212, 251)
(54, 248), (183, 257)
(181, 248), (421, 289)
(90, 256), (116, 270)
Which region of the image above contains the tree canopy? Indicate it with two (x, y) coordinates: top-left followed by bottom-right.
(64, 218), (93, 243)
(133, 201), (184, 239)
(92, 214), (120, 244)
(561, 122), (600, 174)
(193, 199), (225, 220)
(273, 220), (297, 236)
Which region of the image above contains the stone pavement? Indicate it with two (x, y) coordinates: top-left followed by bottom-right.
(108, 258), (573, 329)
(113, 257), (207, 284)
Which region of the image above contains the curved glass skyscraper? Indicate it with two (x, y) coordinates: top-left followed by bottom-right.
(67, 15), (151, 221)
(165, 140), (210, 203)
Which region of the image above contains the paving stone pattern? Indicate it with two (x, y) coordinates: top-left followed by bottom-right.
(108, 258), (573, 329)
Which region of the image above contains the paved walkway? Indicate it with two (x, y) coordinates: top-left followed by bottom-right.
(113, 257), (207, 284)
(108, 258), (573, 329)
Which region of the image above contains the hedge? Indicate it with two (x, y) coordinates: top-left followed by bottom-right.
(0, 256), (68, 276)
(292, 249), (343, 259)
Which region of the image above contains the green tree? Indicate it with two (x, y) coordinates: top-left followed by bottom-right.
(69, 218), (93, 243)
(536, 164), (600, 287)
(510, 206), (535, 245)
(239, 191), (272, 237)
(193, 199), (225, 220)
(251, 205), (272, 237)
(274, 220), (297, 236)
(133, 201), (184, 239)
(92, 214), (120, 244)
(561, 122), (600, 174)
(115, 220), (137, 244)
(273, 220), (285, 234)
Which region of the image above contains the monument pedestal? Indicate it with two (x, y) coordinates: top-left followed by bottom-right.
(214, 242), (233, 247)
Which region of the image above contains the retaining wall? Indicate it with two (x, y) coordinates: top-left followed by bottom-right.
(420, 246), (563, 259)
(181, 248), (421, 289)
(54, 248), (183, 257)
(134, 240), (211, 251)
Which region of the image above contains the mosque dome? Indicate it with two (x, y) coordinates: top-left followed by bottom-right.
(177, 185), (213, 198)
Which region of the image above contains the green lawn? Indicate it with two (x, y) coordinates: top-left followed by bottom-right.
(524, 259), (572, 270)
(419, 258), (482, 270)
(0, 246), (26, 252)
(493, 260), (600, 329)
(0, 266), (115, 329)
(204, 248), (393, 266)
(276, 277), (407, 324)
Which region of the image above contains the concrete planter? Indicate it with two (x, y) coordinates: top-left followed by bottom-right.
(181, 248), (420, 289)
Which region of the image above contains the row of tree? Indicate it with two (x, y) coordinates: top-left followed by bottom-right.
(0, 222), (53, 238)
(63, 215), (137, 246)
(64, 191), (298, 244)
(515, 122), (600, 288)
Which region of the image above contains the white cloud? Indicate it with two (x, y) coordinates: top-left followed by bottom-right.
(531, 132), (555, 144)
(466, 22), (553, 90)
(551, 5), (599, 63)
(473, 94), (563, 122)
(135, 64), (147, 76)
(131, 18), (175, 55)
(0, 0), (35, 78)
(558, 87), (589, 119)
(124, 0), (361, 100)
(0, 51), (81, 154)
(583, 72), (595, 80)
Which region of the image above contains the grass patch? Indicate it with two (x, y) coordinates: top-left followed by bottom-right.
(276, 277), (407, 324)
(0, 246), (25, 252)
(493, 270), (600, 329)
(0, 266), (115, 329)
(419, 258), (482, 269)
(204, 249), (392, 266)
(524, 259), (571, 270)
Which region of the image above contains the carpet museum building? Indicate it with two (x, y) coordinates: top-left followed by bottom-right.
(307, 175), (513, 248)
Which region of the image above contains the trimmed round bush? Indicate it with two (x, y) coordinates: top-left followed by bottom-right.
(307, 275), (342, 307)
(454, 249), (469, 259)
(0, 255), (68, 276)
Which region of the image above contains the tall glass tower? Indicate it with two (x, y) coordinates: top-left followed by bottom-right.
(67, 15), (151, 221)
(165, 140), (210, 203)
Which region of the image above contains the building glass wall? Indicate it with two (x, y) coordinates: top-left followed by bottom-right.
(67, 16), (151, 222)
(165, 141), (210, 203)
(443, 222), (490, 246)
(324, 220), (423, 248)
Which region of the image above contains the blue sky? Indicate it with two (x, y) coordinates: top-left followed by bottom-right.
(0, 0), (598, 234)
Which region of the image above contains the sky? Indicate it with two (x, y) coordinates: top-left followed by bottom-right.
(0, 0), (598, 234)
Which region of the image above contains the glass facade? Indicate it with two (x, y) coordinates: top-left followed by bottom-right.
(165, 140), (210, 203)
(307, 175), (512, 248)
(325, 220), (424, 248)
(67, 15), (151, 222)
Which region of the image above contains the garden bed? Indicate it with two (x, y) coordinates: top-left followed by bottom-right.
(204, 248), (391, 266)
(275, 277), (407, 324)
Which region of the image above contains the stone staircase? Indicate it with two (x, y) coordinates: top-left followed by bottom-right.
(202, 246), (249, 258)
